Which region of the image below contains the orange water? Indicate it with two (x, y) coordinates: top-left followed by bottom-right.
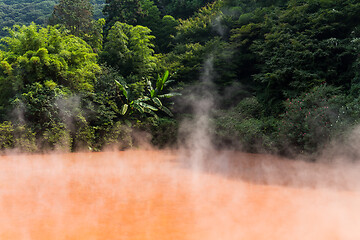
(0, 150), (360, 240)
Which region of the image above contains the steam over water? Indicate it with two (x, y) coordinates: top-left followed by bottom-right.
(1, 151), (360, 240)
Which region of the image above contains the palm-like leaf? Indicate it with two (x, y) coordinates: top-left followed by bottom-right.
(143, 107), (159, 119)
(152, 97), (162, 107)
(138, 101), (158, 111)
(120, 104), (128, 115)
(159, 105), (173, 117)
(115, 80), (128, 99)
(133, 103), (144, 114)
(158, 92), (182, 98)
(156, 70), (169, 91)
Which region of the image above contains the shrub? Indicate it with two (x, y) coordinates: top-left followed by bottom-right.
(72, 115), (96, 151)
(278, 84), (351, 154)
(214, 97), (278, 152)
(42, 124), (72, 152)
(151, 117), (179, 148)
(0, 121), (37, 152)
(14, 125), (37, 152)
(0, 121), (14, 150)
(101, 121), (133, 150)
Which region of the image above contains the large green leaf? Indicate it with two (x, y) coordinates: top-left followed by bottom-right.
(140, 96), (151, 101)
(138, 102), (158, 111)
(160, 105), (173, 117)
(147, 79), (154, 91)
(161, 70), (169, 89)
(152, 97), (162, 107)
(115, 80), (128, 99)
(156, 76), (162, 91)
(156, 70), (169, 91)
(143, 107), (159, 119)
(164, 79), (175, 87)
(121, 104), (128, 115)
(133, 103), (144, 114)
(158, 92), (181, 98)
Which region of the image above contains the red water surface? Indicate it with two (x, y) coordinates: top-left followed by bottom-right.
(0, 150), (360, 240)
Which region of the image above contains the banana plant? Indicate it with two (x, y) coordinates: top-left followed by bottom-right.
(146, 70), (181, 117)
(114, 79), (157, 117)
(114, 70), (180, 118)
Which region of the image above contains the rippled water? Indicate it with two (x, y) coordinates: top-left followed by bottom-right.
(0, 150), (359, 239)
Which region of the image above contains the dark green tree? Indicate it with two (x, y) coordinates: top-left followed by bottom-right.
(103, 0), (142, 32)
(156, 15), (179, 52)
(50, 0), (94, 37)
(153, 0), (215, 19)
(0, 0), (57, 36)
(249, 1), (360, 114)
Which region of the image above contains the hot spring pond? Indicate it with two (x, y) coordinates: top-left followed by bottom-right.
(0, 150), (360, 240)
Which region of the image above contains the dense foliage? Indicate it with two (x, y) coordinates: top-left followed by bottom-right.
(0, 0), (105, 36)
(50, 0), (94, 37)
(1, 0), (360, 157)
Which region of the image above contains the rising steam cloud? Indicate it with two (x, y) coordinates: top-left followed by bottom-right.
(178, 56), (218, 171)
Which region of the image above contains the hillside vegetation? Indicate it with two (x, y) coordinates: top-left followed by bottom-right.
(0, 0), (360, 158)
(0, 0), (105, 36)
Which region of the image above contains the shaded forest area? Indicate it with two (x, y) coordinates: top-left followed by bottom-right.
(1, 0), (360, 158)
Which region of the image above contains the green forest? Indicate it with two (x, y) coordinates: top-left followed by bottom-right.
(0, 0), (105, 36)
(1, 0), (360, 157)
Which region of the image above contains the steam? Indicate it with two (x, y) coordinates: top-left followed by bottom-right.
(11, 100), (26, 126)
(318, 125), (360, 163)
(212, 14), (226, 37)
(56, 94), (82, 133)
(179, 57), (217, 170)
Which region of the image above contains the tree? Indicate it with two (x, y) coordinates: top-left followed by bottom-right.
(153, 0), (215, 19)
(156, 15), (179, 52)
(102, 0), (163, 42)
(249, 1), (359, 114)
(137, 0), (161, 28)
(50, 0), (94, 37)
(175, 1), (223, 44)
(0, 23), (101, 150)
(101, 21), (157, 78)
(0, 23), (101, 115)
(103, 0), (142, 32)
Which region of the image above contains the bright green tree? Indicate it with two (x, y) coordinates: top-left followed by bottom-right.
(0, 23), (101, 118)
